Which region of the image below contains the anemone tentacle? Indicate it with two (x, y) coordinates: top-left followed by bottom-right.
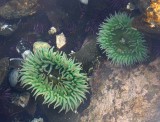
(97, 12), (148, 66)
(19, 48), (89, 112)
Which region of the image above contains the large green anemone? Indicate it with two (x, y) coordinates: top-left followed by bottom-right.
(19, 48), (89, 112)
(97, 12), (148, 66)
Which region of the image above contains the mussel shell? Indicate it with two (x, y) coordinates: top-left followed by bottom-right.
(9, 68), (20, 87)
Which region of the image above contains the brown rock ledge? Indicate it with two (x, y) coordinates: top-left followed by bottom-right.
(80, 58), (160, 122)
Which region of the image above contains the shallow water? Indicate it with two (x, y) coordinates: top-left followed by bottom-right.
(0, 0), (160, 122)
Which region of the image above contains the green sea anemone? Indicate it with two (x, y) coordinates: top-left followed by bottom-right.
(19, 48), (89, 112)
(97, 12), (148, 66)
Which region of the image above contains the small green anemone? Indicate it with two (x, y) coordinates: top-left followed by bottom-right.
(97, 12), (148, 66)
(19, 48), (89, 112)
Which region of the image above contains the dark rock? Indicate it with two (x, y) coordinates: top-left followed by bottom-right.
(0, 57), (9, 86)
(0, 0), (39, 19)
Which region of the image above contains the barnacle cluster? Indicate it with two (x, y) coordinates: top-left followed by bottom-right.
(145, 0), (160, 27)
(19, 48), (89, 112)
(97, 12), (148, 66)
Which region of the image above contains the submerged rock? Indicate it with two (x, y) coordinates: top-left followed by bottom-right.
(56, 32), (66, 49)
(33, 41), (51, 53)
(80, 58), (160, 122)
(11, 92), (30, 108)
(0, 0), (39, 19)
(71, 35), (99, 72)
(40, 105), (80, 122)
(31, 118), (43, 122)
(0, 57), (9, 85)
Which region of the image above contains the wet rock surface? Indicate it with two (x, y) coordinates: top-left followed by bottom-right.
(80, 58), (160, 122)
